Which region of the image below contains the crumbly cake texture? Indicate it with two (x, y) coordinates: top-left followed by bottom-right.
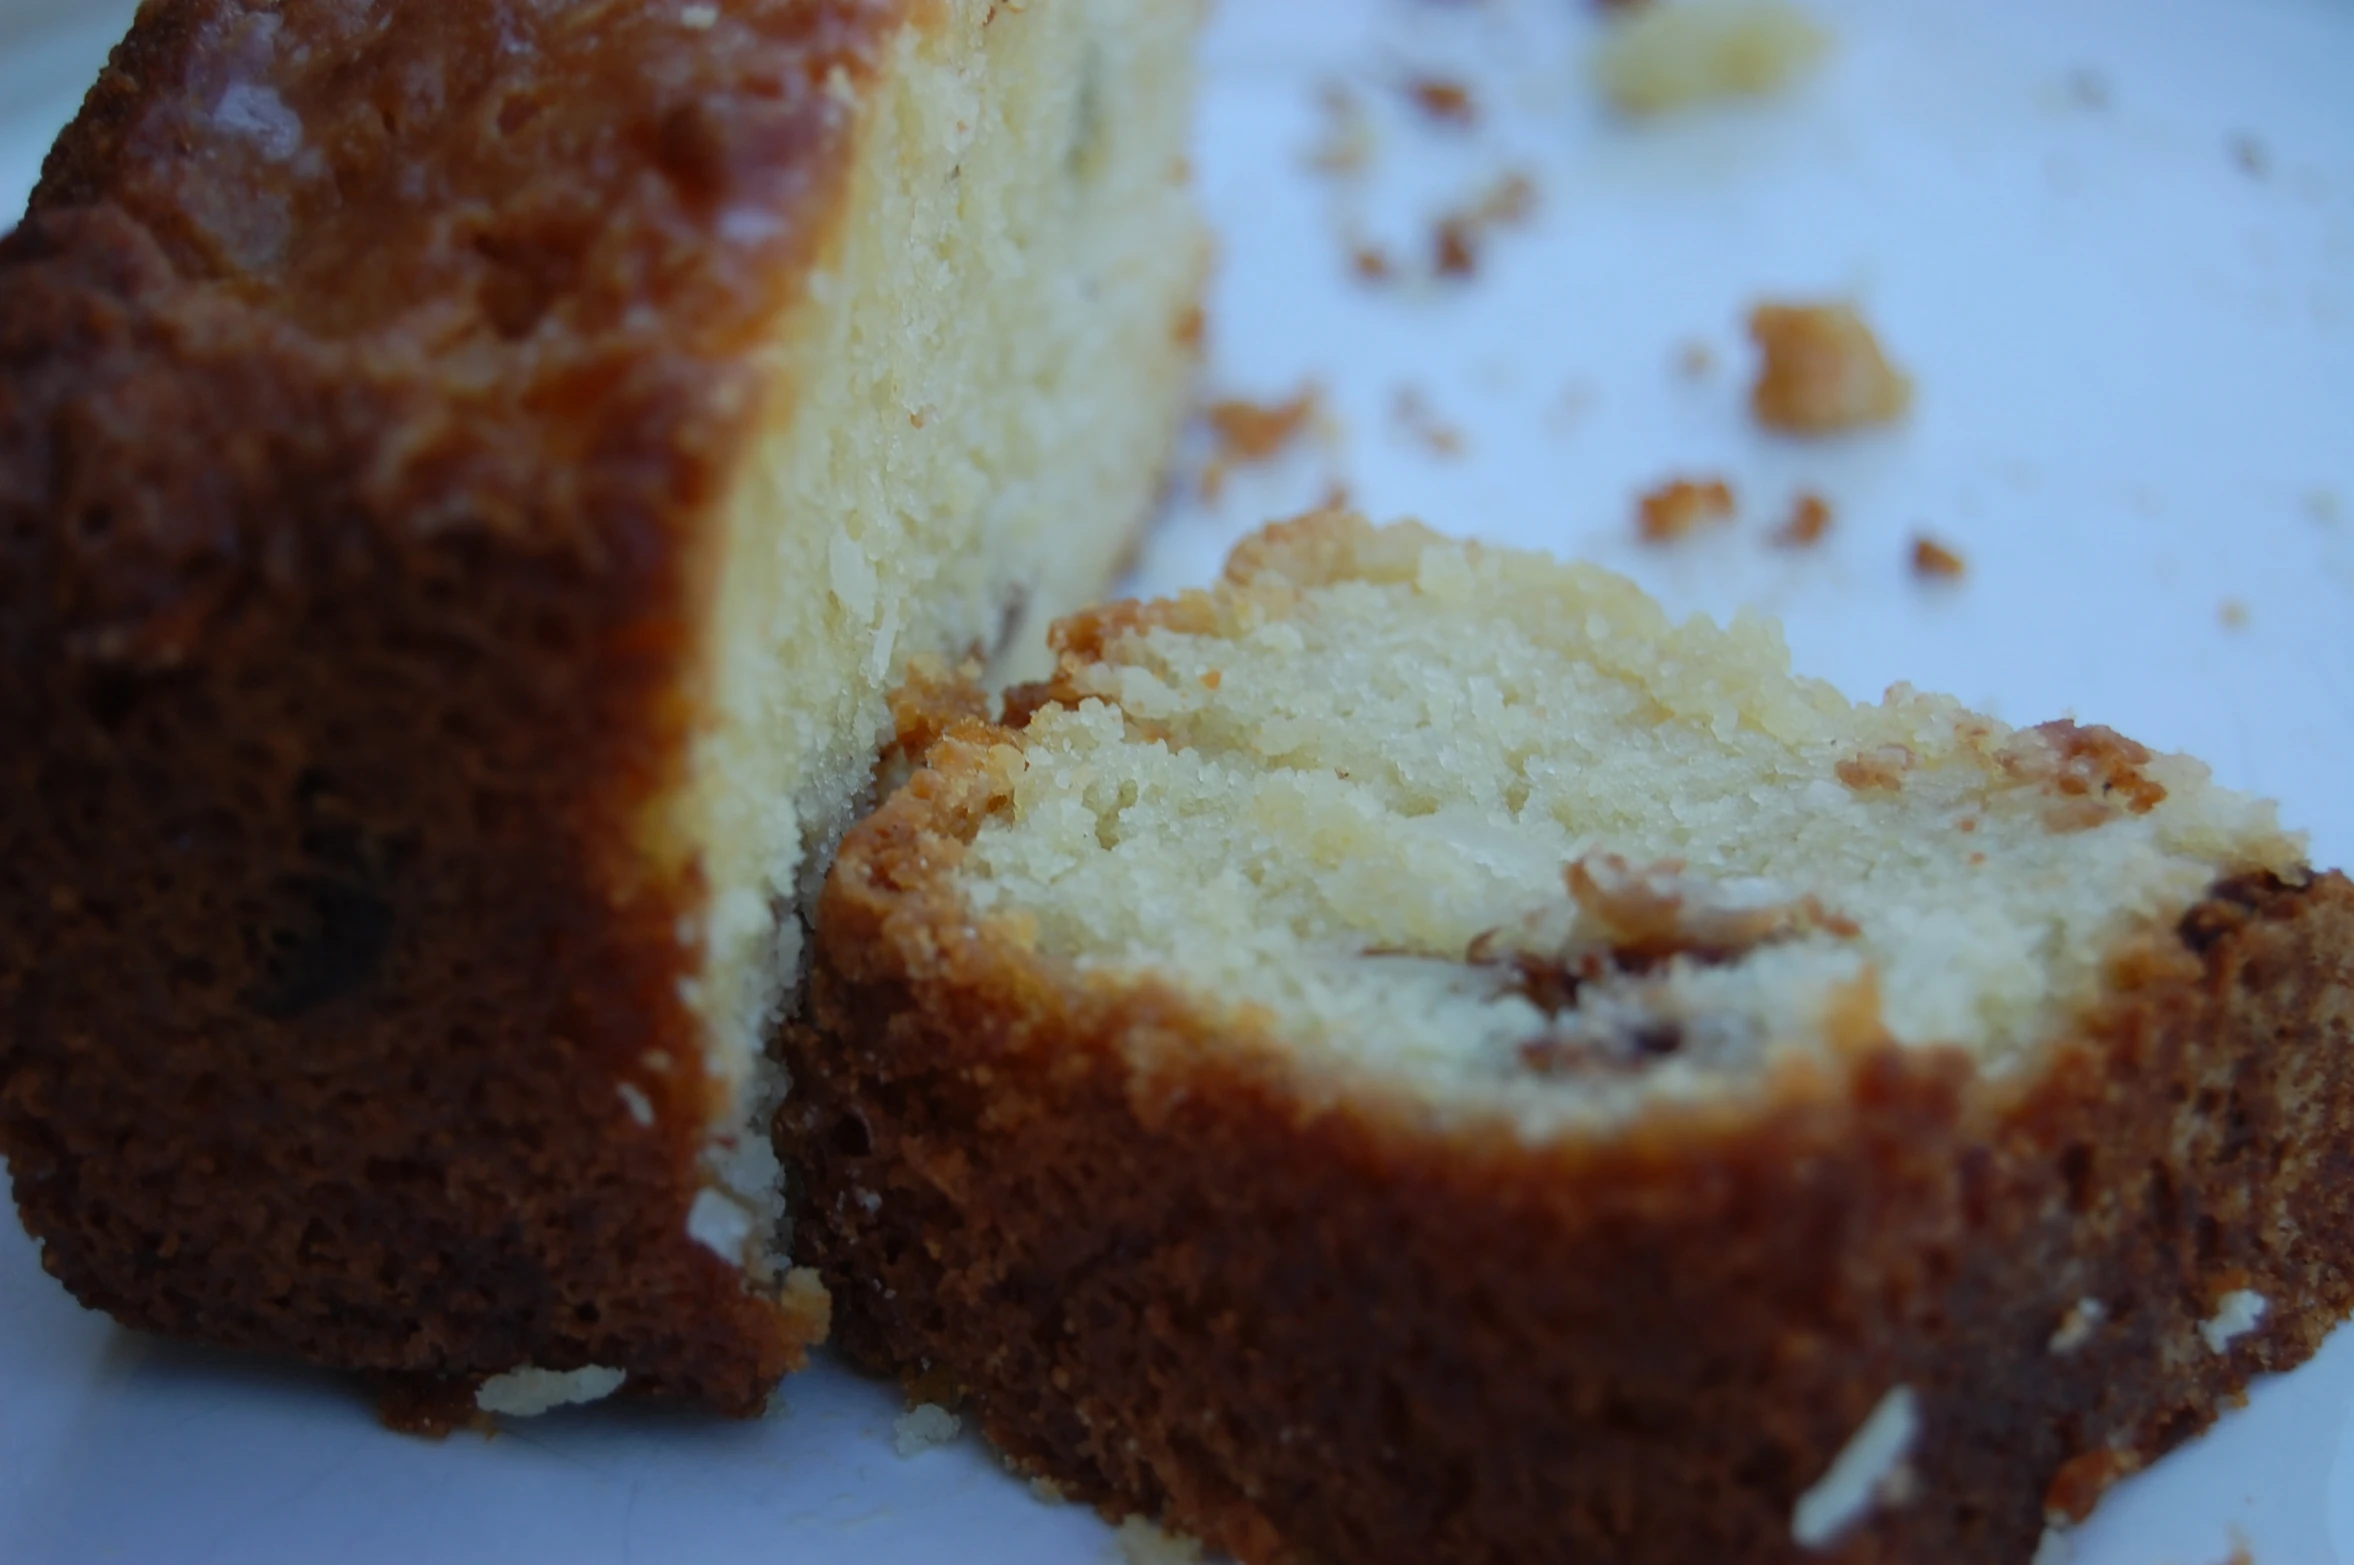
(786, 512), (2354, 1564)
(0, 0), (1203, 1425)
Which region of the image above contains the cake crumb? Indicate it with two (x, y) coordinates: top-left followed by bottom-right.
(1201, 387), (1322, 500)
(1306, 82), (1375, 175)
(1406, 76), (1479, 127)
(1636, 476), (1737, 544)
(1911, 535), (1966, 580)
(2200, 1289), (2268, 1353)
(1207, 389), (1320, 464)
(1677, 340), (1717, 379)
(2047, 1297), (2106, 1354)
(1772, 491), (1833, 547)
(893, 1401), (963, 1456)
(1596, 0), (1830, 117)
(475, 1364), (628, 1418)
(1750, 302), (1914, 434)
(2228, 133), (2269, 180)
(1392, 387), (1467, 457)
(1348, 236), (1396, 283)
(1791, 1385), (1921, 1550)
(1432, 170), (1538, 279)
(1114, 1519), (1205, 1564)
(2219, 599), (2250, 630)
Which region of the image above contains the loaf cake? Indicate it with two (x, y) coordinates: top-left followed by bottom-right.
(0, 0), (1204, 1424)
(786, 512), (2354, 1563)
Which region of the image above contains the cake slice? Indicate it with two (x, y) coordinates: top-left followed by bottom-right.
(0, 0), (1204, 1424)
(786, 512), (2354, 1564)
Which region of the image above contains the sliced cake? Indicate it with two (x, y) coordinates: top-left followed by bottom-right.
(786, 511), (2354, 1563)
(0, 0), (1205, 1424)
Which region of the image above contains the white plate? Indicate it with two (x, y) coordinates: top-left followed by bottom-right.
(4, 1), (2352, 1561)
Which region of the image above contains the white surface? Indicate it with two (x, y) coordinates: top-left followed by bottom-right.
(3, 1), (2352, 1561)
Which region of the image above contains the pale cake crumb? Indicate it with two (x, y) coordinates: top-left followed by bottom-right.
(1306, 81), (1375, 176)
(1790, 1386), (1921, 1550)
(475, 1364), (628, 1418)
(2219, 599), (2250, 630)
(1596, 0), (1830, 117)
(893, 1402), (964, 1456)
(2200, 1289), (2268, 1353)
(2047, 1297), (2107, 1354)
(1750, 301), (1914, 435)
(1115, 1518), (1206, 1564)
(957, 516), (2304, 1133)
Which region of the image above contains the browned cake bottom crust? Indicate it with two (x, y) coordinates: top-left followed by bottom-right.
(783, 755), (2354, 1565)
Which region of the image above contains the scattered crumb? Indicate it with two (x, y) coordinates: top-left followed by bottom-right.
(1749, 301), (1914, 434)
(1637, 476), (1737, 544)
(2228, 132), (2269, 180)
(1391, 387), (1467, 457)
(1207, 388), (1320, 463)
(893, 1402), (963, 1457)
(1771, 490), (1833, 547)
(1114, 1518), (1205, 1565)
(1910, 534), (1966, 580)
(1596, 0), (1831, 117)
(1348, 236), (1397, 283)
(1306, 81), (1375, 175)
(1029, 1475), (1070, 1504)
(2213, 1531), (2254, 1565)
(1199, 387), (1322, 499)
(2065, 66), (2110, 111)
(1431, 170), (1538, 279)
(2219, 598), (2250, 630)
(2307, 487), (2342, 525)
(1406, 76), (1479, 127)
(1435, 222), (1478, 279)
(1676, 340), (1717, 378)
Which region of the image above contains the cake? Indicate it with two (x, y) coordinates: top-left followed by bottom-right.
(785, 512), (2354, 1563)
(0, 0), (1205, 1425)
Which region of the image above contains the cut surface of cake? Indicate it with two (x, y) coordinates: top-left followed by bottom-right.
(786, 512), (2354, 1563)
(0, 0), (1204, 1423)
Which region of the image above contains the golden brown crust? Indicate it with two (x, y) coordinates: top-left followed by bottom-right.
(784, 706), (2354, 1565)
(0, 0), (918, 1419)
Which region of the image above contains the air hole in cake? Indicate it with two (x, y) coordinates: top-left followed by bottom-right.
(2059, 1144), (2096, 1212)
